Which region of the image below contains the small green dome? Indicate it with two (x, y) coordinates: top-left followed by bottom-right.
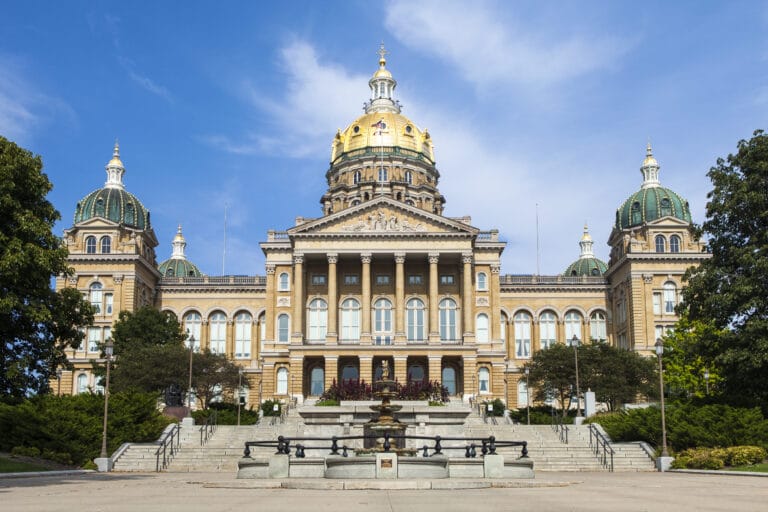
(74, 187), (151, 229)
(158, 258), (203, 278)
(564, 257), (608, 277)
(615, 186), (691, 230)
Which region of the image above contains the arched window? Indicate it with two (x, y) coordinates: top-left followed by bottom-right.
(89, 282), (103, 314)
(77, 374), (88, 394)
(565, 311), (582, 344)
(406, 298), (425, 342)
(439, 298), (457, 341)
(340, 298), (360, 342)
(85, 236), (97, 254)
(476, 272), (488, 291)
(278, 272), (290, 291)
(184, 312), (201, 351)
(500, 312), (507, 342)
(663, 282), (677, 314)
(590, 311), (607, 342)
(277, 314), (290, 342)
(373, 298), (393, 345)
(258, 312), (266, 341)
(631, 202), (641, 225)
(310, 367), (325, 396)
(378, 167), (388, 182)
(518, 380), (529, 408)
(404, 170), (412, 184)
(514, 312), (532, 358)
(478, 367), (490, 394)
(353, 170), (361, 184)
(670, 235), (681, 253)
(407, 363), (425, 383)
(99, 236), (111, 254)
(655, 235), (666, 253)
(442, 366), (457, 395)
(235, 312), (252, 358)
(307, 299), (328, 341)
(540, 311), (556, 349)
(476, 313), (489, 343)
(209, 312), (227, 354)
(276, 367), (288, 395)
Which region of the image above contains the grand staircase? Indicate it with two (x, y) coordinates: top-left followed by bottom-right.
(112, 404), (655, 473)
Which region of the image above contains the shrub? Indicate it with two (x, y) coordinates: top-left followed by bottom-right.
(483, 399), (505, 417)
(317, 379), (449, 403)
(193, 401), (259, 425)
(673, 448), (725, 470)
(725, 446), (766, 466)
(509, 406), (568, 425)
(261, 399), (281, 417)
(11, 446), (41, 458)
(314, 399), (340, 406)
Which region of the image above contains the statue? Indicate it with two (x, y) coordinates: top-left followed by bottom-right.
(380, 359), (390, 380)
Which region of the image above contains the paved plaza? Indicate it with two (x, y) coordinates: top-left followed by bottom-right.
(1, 471), (766, 512)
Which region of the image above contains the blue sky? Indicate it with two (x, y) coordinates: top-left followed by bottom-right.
(2, 1), (767, 276)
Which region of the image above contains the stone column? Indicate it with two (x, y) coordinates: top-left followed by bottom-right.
(327, 253), (338, 344)
(462, 252), (473, 338)
(265, 265), (276, 343)
(463, 356), (477, 400)
(200, 320), (209, 351)
(428, 355), (442, 384)
(290, 357), (303, 401)
(428, 252), (440, 341)
(394, 356), (408, 385)
(361, 252), (372, 343)
(394, 252), (406, 343)
(226, 318), (234, 358)
(490, 264), (501, 341)
(324, 356), (338, 390)
(359, 356), (373, 385)
(292, 253), (304, 345)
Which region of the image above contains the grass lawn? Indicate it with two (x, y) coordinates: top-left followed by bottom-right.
(0, 455), (52, 473)
(723, 463), (768, 473)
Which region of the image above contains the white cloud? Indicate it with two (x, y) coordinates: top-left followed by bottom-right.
(385, 0), (630, 90)
(119, 57), (172, 101)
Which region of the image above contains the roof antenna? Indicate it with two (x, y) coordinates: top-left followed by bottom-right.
(222, 202), (228, 275)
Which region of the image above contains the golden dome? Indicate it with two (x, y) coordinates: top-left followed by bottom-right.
(642, 142), (658, 168)
(331, 111), (434, 164)
(107, 140), (124, 168)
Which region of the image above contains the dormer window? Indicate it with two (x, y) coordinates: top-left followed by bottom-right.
(378, 167), (388, 182)
(660, 198), (672, 217)
(404, 170), (412, 184)
(353, 170), (361, 184)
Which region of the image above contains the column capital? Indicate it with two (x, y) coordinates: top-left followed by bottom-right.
(462, 252), (473, 264)
(394, 252), (406, 264)
(265, 264), (276, 275)
(293, 253), (304, 265)
(361, 252), (372, 264)
(327, 253), (338, 264)
(491, 264), (501, 274)
(428, 252), (440, 264)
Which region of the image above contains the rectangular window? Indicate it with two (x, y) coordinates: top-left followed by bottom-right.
(311, 274), (327, 286)
(105, 293), (113, 315)
(103, 327), (111, 343)
(440, 275), (454, 285)
(653, 293), (662, 315)
(655, 325), (664, 342)
(235, 322), (251, 359)
(343, 274), (359, 285)
(375, 274), (390, 285)
(87, 327), (100, 353)
(407, 274), (423, 285)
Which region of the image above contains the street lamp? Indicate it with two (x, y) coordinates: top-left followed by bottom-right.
(186, 333), (195, 418)
(571, 335), (582, 418)
(525, 367), (530, 425)
(703, 369), (710, 396)
(237, 368), (243, 427)
(56, 368), (62, 396)
(99, 340), (114, 460)
(655, 338), (669, 458)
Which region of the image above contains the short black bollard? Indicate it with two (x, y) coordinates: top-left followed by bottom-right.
(383, 432), (391, 452)
(296, 444), (305, 458)
(489, 436), (496, 455)
(481, 440), (488, 456)
(520, 441), (529, 458)
(330, 436), (339, 455)
(470, 444), (477, 458)
(422, 445), (429, 457)
(243, 443), (251, 458)
(434, 436), (442, 455)
(342, 445), (349, 457)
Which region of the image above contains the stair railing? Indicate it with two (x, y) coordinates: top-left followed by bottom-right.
(154, 423), (181, 472)
(588, 423), (615, 472)
(551, 410), (569, 444)
(200, 410), (218, 446)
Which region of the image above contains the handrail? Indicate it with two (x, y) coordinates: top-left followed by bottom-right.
(154, 423), (181, 472)
(551, 410), (569, 444)
(588, 424), (615, 471)
(243, 433), (528, 460)
(200, 410), (218, 446)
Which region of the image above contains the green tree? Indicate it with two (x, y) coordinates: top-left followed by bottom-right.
(191, 349), (245, 410)
(681, 130), (768, 408)
(0, 136), (93, 398)
(111, 306), (186, 353)
(526, 344), (577, 416)
(661, 315), (724, 399)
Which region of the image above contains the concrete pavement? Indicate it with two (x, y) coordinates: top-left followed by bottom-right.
(1, 471), (766, 512)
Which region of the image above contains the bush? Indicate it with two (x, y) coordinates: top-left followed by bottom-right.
(192, 401), (259, 425)
(671, 445), (766, 469)
(11, 446), (41, 458)
(483, 399), (505, 417)
(261, 399), (281, 417)
(724, 446), (766, 466)
(314, 399), (339, 406)
(317, 379), (449, 403)
(509, 405), (569, 425)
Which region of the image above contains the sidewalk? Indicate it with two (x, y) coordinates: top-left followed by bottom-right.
(1, 471), (766, 512)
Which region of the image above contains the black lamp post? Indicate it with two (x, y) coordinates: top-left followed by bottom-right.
(99, 340), (114, 460)
(525, 367), (530, 425)
(237, 368), (243, 427)
(655, 338), (669, 458)
(571, 335), (582, 418)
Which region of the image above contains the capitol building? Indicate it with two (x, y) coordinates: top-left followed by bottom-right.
(56, 49), (708, 408)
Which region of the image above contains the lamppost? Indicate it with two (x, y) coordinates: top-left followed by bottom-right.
(186, 333), (195, 418)
(655, 338), (669, 459)
(237, 368), (243, 427)
(571, 335), (582, 418)
(56, 368), (62, 396)
(703, 369), (710, 396)
(99, 340), (114, 461)
(525, 367), (531, 425)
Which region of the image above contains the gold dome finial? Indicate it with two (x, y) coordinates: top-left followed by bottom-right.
(105, 138), (126, 189)
(108, 139), (123, 167)
(581, 222), (592, 242)
(377, 41), (388, 67)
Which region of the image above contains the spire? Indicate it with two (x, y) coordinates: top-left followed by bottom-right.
(365, 43), (400, 114)
(171, 224), (187, 260)
(579, 223), (595, 259)
(104, 139), (126, 189)
(640, 141), (661, 189)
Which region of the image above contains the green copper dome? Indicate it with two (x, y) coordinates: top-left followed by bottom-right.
(74, 187), (151, 229)
(158, 258), (203, 278)
(564, 257), (608, 277)
(74, 142), (151, 230)
(615, 143), (692, 230)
